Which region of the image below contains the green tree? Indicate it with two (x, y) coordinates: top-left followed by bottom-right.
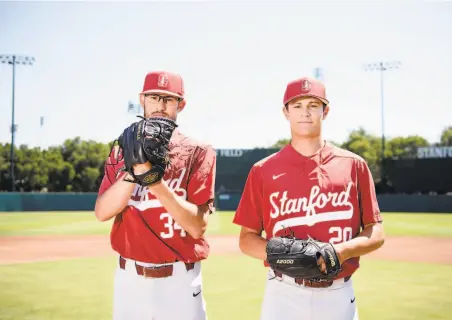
(44, 146), (76, 192)
(386, 136), (429, 159)
(59, 137), (110, 192)
(0, 143), (11, 191)
(440, 126), (452, 146)
(341, 128), (382, 180)
(14, 145), (48, 191)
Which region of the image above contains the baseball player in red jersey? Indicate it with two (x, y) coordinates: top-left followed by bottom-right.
(94, 71), (216, 320)
(233, 77), (385, 320)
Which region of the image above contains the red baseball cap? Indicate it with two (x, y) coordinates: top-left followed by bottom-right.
(141, 71), (185, 99)
(283, 77), (329, 105)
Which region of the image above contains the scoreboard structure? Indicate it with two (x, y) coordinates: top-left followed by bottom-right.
(215, 148), (279, 194)
(383, 146), (452, 195)
(214, 148), (279, 210)
(213, 145), (452, 211)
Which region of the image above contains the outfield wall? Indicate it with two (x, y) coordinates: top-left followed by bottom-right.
(377, 195), (452, 213)
(0, 193), (97, 212)
(0, 193), (451, 213)
(215, 193), (452, 213)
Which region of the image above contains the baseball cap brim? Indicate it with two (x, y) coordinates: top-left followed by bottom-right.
(285, 93), (329, 105)
(141, 89), (183, 99)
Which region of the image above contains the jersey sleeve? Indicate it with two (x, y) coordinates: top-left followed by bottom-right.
(232, 165), (264, 232)
(186, 145), (217, 210)
(357, 159), (382, 226)
(97, 147), (124, 197)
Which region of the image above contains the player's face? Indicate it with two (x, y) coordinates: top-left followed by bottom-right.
(283, 97), (329, 138)
(140, 93), (184, 121)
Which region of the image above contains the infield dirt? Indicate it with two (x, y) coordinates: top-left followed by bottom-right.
(1, 235), (451, 265)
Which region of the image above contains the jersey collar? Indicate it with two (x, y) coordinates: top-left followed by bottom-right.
(283, 140), (334, 164)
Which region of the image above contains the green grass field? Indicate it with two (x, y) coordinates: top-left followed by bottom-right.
(1, 211), (452, 237)
(1, 255), (451, 320)
(0, 210), (239, 237)
(1, 211), (452, 319)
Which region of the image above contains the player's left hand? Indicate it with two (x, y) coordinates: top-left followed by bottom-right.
(317, 244), (345, 274)
(317, 256), (327, 274)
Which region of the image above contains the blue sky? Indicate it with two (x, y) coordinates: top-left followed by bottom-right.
(0, 1), (451, 150)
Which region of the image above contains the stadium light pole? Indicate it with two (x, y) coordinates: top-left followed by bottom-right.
(0, 54), (36, 192)
(364, 61), (401, 183)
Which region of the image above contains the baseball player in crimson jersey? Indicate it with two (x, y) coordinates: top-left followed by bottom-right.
(233, 77), (385, 320)
(94, 71), (216, 320)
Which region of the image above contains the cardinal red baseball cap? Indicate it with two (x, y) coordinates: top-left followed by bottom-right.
(141, 71), (185, 99)
(283, 77), (329, 105)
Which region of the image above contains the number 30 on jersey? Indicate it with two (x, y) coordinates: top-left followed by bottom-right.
(160, 213), (187, 239)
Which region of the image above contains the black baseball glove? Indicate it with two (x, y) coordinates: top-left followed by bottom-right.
(117, 117), (177, 186)
(266, 236), (342, 281)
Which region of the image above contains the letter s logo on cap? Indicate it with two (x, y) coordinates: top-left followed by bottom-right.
(158, 74), (169, 88)
(300, 79), (311, 93)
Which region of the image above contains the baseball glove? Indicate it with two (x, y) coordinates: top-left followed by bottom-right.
(117, 117), (177, 186)
(266, 236), (342, 281)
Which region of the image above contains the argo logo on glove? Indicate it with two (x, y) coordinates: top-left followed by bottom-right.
(327, 251), (336, 267)
(142, 172), (159, 185)
(276, 259), (294, 264)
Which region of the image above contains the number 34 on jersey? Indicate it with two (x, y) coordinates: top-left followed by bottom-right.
(160, 213), (187, 239)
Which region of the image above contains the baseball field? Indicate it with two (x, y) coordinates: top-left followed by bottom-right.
(1, 211), (451, 320)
